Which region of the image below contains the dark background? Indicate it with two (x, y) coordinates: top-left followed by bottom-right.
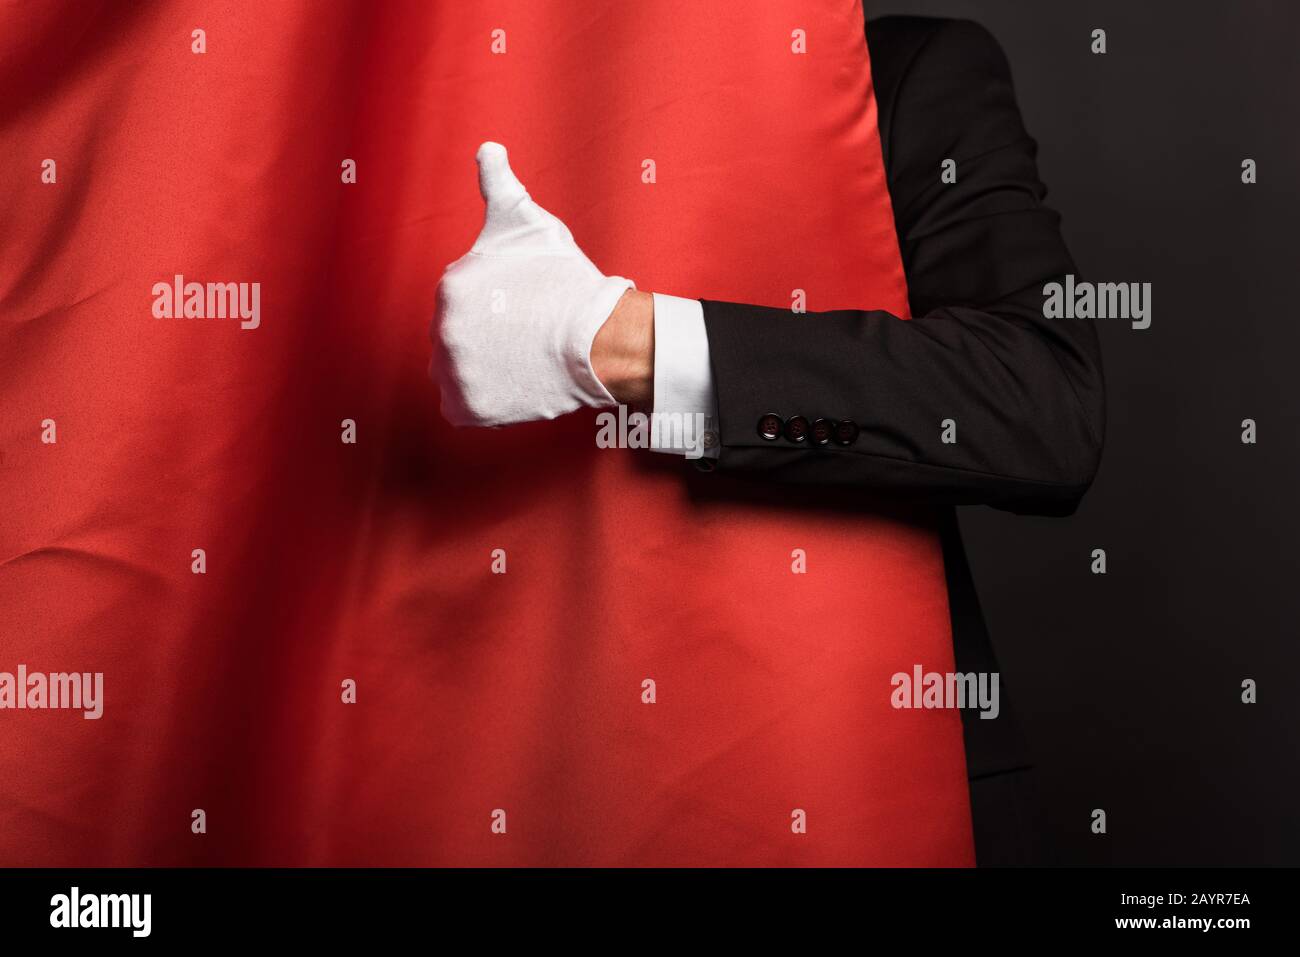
(865, 0), (1300, 864)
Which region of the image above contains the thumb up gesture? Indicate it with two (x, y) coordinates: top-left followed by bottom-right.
(431, 142), (636, 427)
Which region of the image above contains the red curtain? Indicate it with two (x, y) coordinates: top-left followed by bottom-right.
(0, 1), (973, 865)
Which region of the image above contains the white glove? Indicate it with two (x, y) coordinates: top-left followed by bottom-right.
(431, 142), (635, 427)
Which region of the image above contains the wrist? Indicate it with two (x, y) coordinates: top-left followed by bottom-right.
(591, 288), (655, 406)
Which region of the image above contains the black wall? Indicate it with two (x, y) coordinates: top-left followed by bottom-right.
(866, 0), (1300, 864)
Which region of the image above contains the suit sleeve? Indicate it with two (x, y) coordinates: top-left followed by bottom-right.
(701, 19), (1105, 516)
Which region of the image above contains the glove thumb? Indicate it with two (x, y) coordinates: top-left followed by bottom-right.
(470, 141), (578, 255)
(476, 141), (528, 209)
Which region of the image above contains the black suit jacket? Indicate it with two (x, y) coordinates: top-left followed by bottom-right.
(696, 16), (1106, 863)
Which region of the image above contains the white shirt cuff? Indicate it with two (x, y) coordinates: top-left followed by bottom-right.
(651, 293), (719, 459)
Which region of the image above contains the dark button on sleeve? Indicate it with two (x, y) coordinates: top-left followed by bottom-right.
(757, 413), (783, 441)
(833, 419), (860, 446)
(783, 415), (810, 443)
(811, 418), (834, 446)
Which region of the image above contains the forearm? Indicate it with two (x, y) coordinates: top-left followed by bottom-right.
(700, 283), (1105, 515)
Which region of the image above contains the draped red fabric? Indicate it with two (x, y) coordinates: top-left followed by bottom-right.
(0, 1), (973, 865)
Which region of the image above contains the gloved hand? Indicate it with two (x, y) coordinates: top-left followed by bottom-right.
(431, 142), (635, 427)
